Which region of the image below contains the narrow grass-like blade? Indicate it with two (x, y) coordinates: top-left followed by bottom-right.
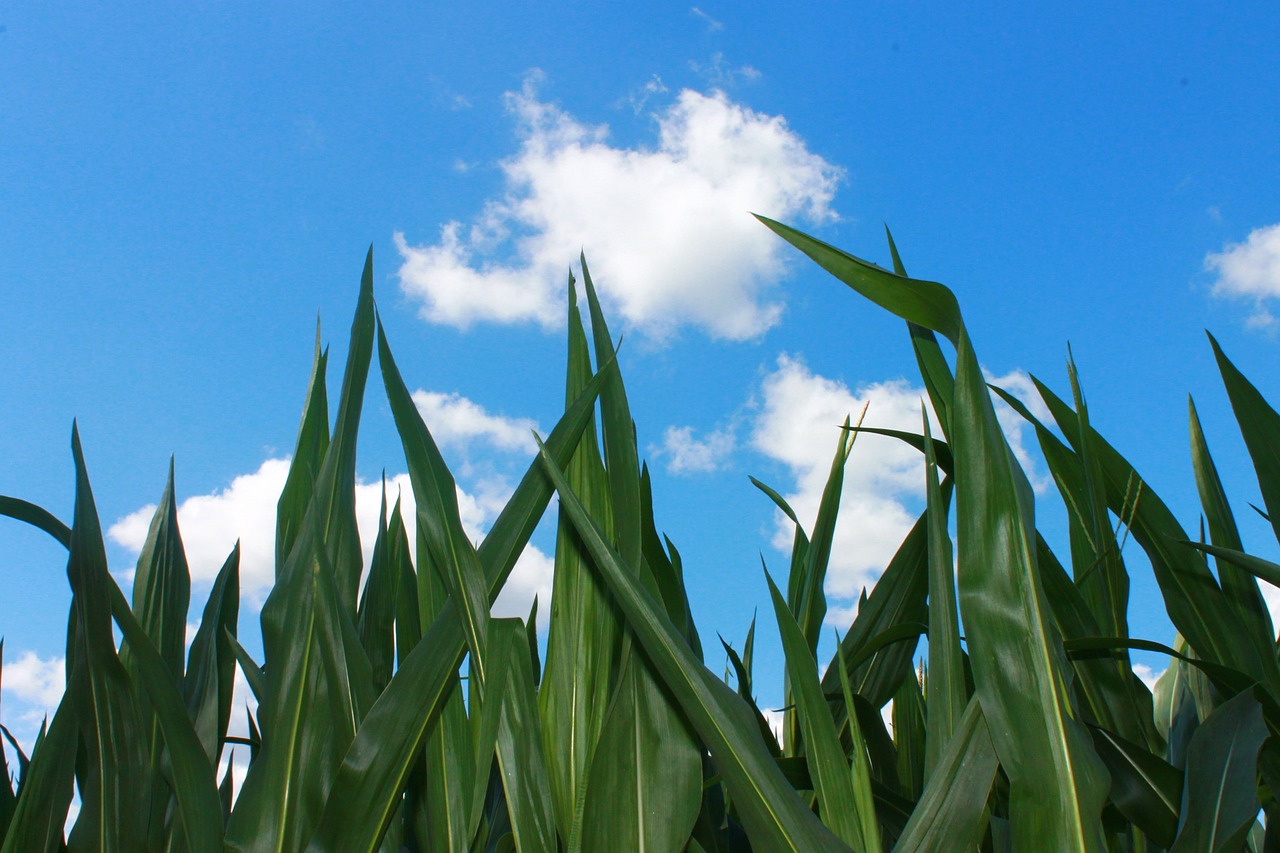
(123, 460), (192, 847)
(893, 697), (997, 852)
(1035, 536), (1158, 750)
(581, 260), (703, 852)
(357, 484), (397, 693)
(224, 629), (265, 708)
(885, 227), (954, 440)
(766, 570), (864, 847)
(892, 669), (926, 802)
(538, 439), (852, 851)
(1170, 688), (1266, 852)
(821, 508), (929, 728)
(1024, 379), (1280, 697)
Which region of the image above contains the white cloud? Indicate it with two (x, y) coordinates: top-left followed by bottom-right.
(396, 74), (841, 342)
(109, 458), (290, 603)
(657, 424), (736, 474)
(109, 391), (552, 624)
(1207, 223), (1280, 325)
(412, 391), (539, 456)
(752, 355), (933, 613)
(751, 356), (1046, 627)
(2, 650), (65, 709)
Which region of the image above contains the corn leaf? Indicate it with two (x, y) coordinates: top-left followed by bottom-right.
(538, 437), (852, 851)
(893, 697), (997, 852)
(759, 216), (1109, 849)
(767, 569), (866, 848)
(1170, 688), (1266, 852)
(922, 412), (965, 775)
(306, 312), (610, 853)
(63, 424), (149, 852)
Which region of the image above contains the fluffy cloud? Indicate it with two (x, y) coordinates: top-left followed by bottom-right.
(396, 75), (841, 342)
(1206, 223), (1280, 327)
(109, 394), (554, 622)
(657, 424), (736, 474)
(751, 356), (1047, 627)
(752, 356), (934, 611)
(109, 458), (290, 601)
(2, 650), (65, 710)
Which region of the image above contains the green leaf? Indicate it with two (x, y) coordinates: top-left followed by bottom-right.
(885, 227), (954, 441)
(108, 577), (224, 852)
(922, 411), (965, 776)
(494, 620), (557, 853)
(1189, 397), (1276, 653)
(0, 701), (77, 853)
(579, 643), (703, 853)
(357, 484), (398, 693)
(892, 669), (926, 802)
(184, 545), (240, 766)
(760, 218), (1109, 849)
(63, 423), (149, 852)
(1088, 727), (1181, 848)
(276, 321), (330, 574)
(538, 437), (852, 851)
(306, 310), (611, 853)
(1209, 332), (1280, 552)
(1170, 689), (1267, 852)
(832, 633), (882, 853)
(893, 698), (998, 852)
(767, 569), (865, 848)
(540, 277), (623, 847)
(1021, 378), (1280, 698)
(821, 508), (930, 725)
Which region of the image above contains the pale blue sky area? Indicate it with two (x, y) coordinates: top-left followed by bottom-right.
(3, 3), (1279, 740)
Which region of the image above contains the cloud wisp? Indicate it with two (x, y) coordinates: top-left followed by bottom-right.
(396, 75), (841, 342)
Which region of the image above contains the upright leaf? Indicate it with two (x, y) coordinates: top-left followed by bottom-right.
(538, 439), (852, 851)
(758, 217), (1109, 849)
(63, 424), (148, 853)
(767, 571), (866, 849)
(540, 278), (623, 845)
(922, 412), (965, 775)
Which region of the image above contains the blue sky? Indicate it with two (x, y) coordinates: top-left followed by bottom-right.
(3, 2), (1280, 748)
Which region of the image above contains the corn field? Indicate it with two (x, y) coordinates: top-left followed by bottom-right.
(3, 218), (1280, 851)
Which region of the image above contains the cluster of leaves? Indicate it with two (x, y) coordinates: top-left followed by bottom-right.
(1, 220), (1279, 851)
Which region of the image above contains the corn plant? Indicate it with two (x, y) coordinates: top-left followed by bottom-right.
(1, 219), (1278, 850)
